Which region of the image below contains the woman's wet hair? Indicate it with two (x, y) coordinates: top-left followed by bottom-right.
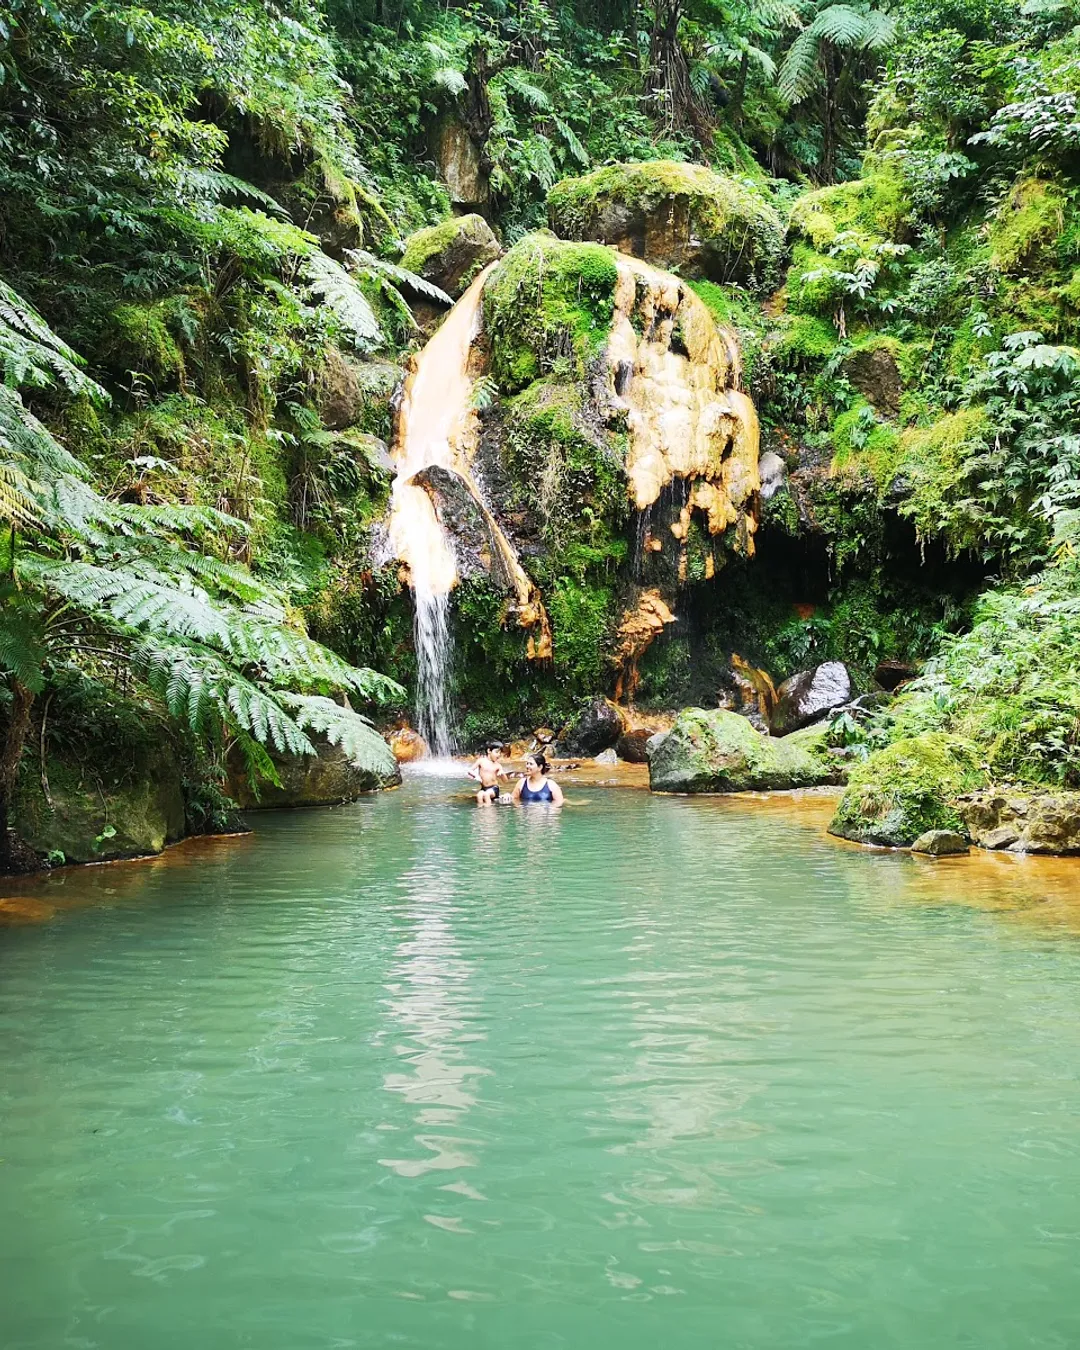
(526, 752), (550, 774)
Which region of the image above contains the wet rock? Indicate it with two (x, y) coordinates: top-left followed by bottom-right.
(563, 699), (626, 756)
(911, 829), (970, 856)
(616, 728), (654, 763)
(758, 450), (787, 501)
(957, 789), (1080, 855)
(647, 709), (843, 794)
(230, 732), (400, 809)
(388, 727), (427, 763)
(828, 734), (984, 848)
(14, 744), (186, 865)
(843, 342), (902, 417)
(594, 747), (619, 765)
(411, 465), (516, 590)
(771, 661), (852, 736)
(401, 214), (501, 301)
(547, 161), (783, 288)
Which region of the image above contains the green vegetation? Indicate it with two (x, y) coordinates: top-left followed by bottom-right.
(4, 0), (1080, 858)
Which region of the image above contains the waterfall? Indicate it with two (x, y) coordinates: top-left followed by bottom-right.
(389, 265), (498, 757)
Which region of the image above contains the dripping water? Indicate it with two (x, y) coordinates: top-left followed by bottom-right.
(413, 588), (456, 757)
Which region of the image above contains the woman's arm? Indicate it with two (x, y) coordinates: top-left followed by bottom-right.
(511, 776), (524, 802)
(548, 779), (565, 805)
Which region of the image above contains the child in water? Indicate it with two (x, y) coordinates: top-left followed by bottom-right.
(468, 742), (510, 805)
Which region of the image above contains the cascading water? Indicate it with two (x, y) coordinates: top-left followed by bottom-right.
(389, 265), (498, 757)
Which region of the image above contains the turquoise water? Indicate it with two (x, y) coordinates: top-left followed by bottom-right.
(3, 771), (1080, 1349)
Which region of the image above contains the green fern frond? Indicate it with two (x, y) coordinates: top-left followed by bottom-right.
(0, 278), (108, 401)
(305, 252), (382, 351)
(345, 250), (453, 306)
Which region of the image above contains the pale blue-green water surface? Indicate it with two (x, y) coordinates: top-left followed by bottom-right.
(3, 771), (1080, 1349)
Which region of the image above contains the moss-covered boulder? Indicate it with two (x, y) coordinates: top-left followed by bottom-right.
(828, 734), (985, 848)
(400, 213), (501, 300)
(315, 352), (400, 436)
(547, 161), (783, 288)
(229, 731), (400, 809)
(14, 744), (186, 864)
(647, 708), (843, 793)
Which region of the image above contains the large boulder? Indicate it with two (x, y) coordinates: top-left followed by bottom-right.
(14, 744), (186, 864)
(315, 352), (400, 436)
(957, 788), (1080, 854)
(562, 699), (626, 756)
(229, 732), (400, 809)
(828, 734), (984, 848)
(771, 661), (853, 735)
(647, 708), (844, 793)
(616, 727), (654, 763)
(401, 213), (501, 300)
(547, 161), (783, 288)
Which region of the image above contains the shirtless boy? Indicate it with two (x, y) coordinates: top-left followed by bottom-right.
(468, 743), (510, 804)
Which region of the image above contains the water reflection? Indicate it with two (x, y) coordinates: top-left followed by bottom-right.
(378, 841), (489, 1180)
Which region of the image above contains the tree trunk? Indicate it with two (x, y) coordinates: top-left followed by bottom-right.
(0, 679), (34, 873)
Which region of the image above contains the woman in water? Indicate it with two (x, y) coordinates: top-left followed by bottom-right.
(512, 753), (565, 806)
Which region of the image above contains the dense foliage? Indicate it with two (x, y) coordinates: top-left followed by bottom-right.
(3, 0), (1080, 864)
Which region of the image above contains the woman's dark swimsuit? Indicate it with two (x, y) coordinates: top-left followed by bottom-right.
(519, 778), (554, 803)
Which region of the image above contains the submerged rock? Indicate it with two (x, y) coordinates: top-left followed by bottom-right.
(911, 829), (970, 856)
(957, 789), (1080, 855)
(828, 734), (984, 848)
(401, 214), (501, 300)
(547, 161), (783, 288)
(647, 708), (843, 793)
(230, 732), (400, 809)
(771, 661), (853, 736)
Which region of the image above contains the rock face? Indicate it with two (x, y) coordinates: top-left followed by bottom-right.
(14, 745), (186, 864)
(647, 708), (844, 793)
(771, 661), (853, 735)
(230, 733), (400, 809)
(547, 161), (783, 288)
(957, 789), (1080, 854)
(401, 214), (501, 300)
(430, 116), (488, 208)
(911, 829), (970, 856)
(843, 342), (902, 417)
(757, 450), (787, 500)
(829, 734), (984, 848)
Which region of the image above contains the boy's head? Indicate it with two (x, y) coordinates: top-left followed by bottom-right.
(486, 741), (503, 760)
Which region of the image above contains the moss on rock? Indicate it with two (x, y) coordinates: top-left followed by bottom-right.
(648, 707), (844, 793)
(547, 161), (783, 289)
(483, 233), (619, 393)
(989, 179), (1066, 277)
(828, 733), (985, 847)
(400, 212), (501, 299)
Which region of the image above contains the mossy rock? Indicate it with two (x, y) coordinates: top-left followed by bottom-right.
(828, 734), (986, 848)
(647, 708), (845, 793)
(315, 352), (400, 436)
(14, 744), (186, 865)
(788, 174), (909, 252)
(547, 161), (783, 289)
(400, 213), (501, 299)
(228, 731), (400, 809)
(483, 233), (620, 393)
